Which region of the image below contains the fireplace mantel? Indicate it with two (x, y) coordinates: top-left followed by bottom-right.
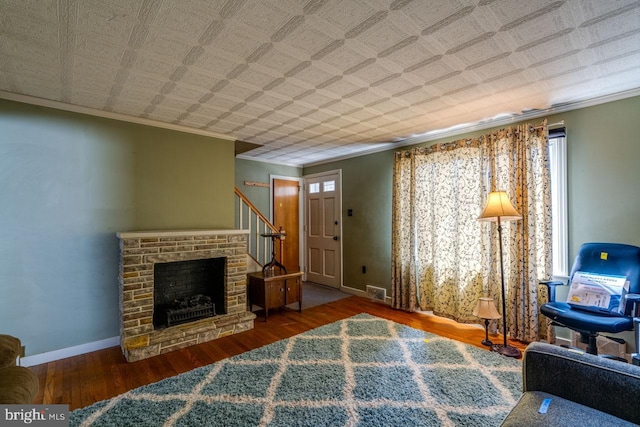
(117, 229), (255, 362)
(117, 229), (249, 239)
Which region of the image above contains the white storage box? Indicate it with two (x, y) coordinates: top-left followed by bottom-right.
(571, 331), (627, 360)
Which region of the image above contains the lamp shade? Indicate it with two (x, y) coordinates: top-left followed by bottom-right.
(478, 191), (521, 222)
(473, 297), (501, 320)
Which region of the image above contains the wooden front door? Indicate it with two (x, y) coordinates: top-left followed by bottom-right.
(305, 172), (341, 288)
(273, 178), (300, 273)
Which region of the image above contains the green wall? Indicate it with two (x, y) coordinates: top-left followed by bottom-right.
(550, 96), (640, 256)
(305, 95), (640, 294)
(0, 99), (234, 356)
(305, 151), (394, 292)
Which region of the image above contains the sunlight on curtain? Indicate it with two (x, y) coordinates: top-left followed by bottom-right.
(391, 122), (552, 342)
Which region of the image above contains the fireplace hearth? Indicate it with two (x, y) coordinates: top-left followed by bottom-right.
(117, 229), (255, 362)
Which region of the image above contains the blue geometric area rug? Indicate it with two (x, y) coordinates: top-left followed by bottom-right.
(71, 314), (522, 426)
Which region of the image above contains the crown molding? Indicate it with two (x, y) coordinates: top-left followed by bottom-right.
(3, 87), (639, 169)
(302, 87), (640, 168)
(0, 91), (235, 142)
(235, 153), (303, 168)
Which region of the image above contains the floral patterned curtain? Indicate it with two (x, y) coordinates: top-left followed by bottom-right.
(391, 121), (552, 342)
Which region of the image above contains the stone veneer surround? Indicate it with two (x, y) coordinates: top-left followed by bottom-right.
(117, 229), (255, 362)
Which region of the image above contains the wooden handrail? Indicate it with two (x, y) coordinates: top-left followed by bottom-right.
(234, 186), (283, 269)
(234, 187), (278, 233)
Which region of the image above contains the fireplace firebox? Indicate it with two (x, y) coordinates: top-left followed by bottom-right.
(153, 257), (226, 328)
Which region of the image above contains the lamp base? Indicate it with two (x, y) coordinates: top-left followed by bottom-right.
(481, 339), (493, 346)
(491, 344), (522, 358)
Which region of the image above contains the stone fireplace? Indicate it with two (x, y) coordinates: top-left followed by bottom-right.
(116, 229), (255, 362)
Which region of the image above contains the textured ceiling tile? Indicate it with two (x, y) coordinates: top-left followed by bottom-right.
(321, 99), (362, 115)
(177, 69), (222, 89)
(2, 14), (59, 47)
(73, 35), (128, 64)
(368, 99), (409, 114)
(484, 71), (535, 94)
(371, 75), (421, 97)
(246, 92), (290, 110)
(214, 82), (260, 101)
(233, 102), (272, 118)
(317, 77), (364, 98)
(158, 96), (197, 113)
(144, 31), (196, 62)
(17, 78), (61, 100)
(268, 80), (312, 99)
(253, 47), (306, 74)
(283, 21), (336, 58)
(483, 0), (563, 27)
(505, 8), (577, 49)
(321, 44), (371, 72)
(344, 88), (386, 106)
(399, 0), (475, 34)
(0, 71), (9, 88)
(316, 0), (381, 34)
(290, 65), (335, 87)
(179, 113), (216, 127)
(452, 33), (516, 68)
(232, 0), (296, 35)
(347, 61), (397, 86)
(165, 83), (205, 102)
(2, 0), (59, 22)
(406, 59), (457, 84)
(212, 25), (264, 61)
(234, 66), (281, 90)
(581, 12), (640, 46)
(2, 0), (640, 166)
(3, 41), (59, 73)
(70, 90), (111, 109)
(76, 2), (138, 45)
(111, 104), (148, 118)
(153, 4), (215, 40)
(191, 52), (242, 78)
(122, 73), (169, 94)
(299, 108), (337, 123)
(201, 93), (244, 111)
(357, 17), (413, 53)
(467, 56), (522, 82)
(275, 100), (312, 116)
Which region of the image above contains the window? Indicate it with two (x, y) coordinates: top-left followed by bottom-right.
(323, 180), (335, 192)
(548, 128), (568, 278)
(309, 183), (320, 193)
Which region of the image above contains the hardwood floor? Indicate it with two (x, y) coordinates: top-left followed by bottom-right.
(32, 296), (527, 410)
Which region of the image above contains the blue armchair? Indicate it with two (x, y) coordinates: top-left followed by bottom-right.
(540, 242), (640, 362)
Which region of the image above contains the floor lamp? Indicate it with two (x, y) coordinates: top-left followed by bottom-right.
(478, 191), (522, 358)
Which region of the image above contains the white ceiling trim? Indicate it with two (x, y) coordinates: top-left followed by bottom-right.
(4, 86), (640, 169)
(0, 90), (235, 143)
(303, 87), (640, 168)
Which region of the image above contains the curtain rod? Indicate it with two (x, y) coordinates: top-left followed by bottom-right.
(531, 120), (565, 131)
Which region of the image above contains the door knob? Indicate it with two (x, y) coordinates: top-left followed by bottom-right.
(333, 236), (339, 241)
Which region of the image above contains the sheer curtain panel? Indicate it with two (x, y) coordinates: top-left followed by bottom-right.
(391, 122), (552, 342)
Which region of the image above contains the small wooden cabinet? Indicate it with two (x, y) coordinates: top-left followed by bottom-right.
(247, 271), (303, 321)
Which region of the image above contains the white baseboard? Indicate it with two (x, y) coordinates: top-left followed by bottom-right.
(340, 285), (367, 297)
(21, 336), (120, 367)
(341, 284), (391, 305)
